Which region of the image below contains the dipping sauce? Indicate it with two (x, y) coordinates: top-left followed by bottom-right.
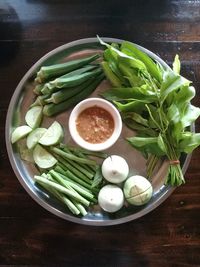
(76, 106), (114, 144)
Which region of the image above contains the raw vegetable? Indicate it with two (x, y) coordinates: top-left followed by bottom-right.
(99, 37), (200, 186)
(41, 65), (100, 95)
(33, 144), (57, 169)
(98, 184), (124, 212)
(44, 77), (96, 104)
(123, 175), (153, 206)
(41, 182), (81, 215)
(59, 143), (108, 159)
(33, 144), (104, 216)
(11, 125), (32, 144)
(35, 175), (90, 206)
(43, 73), (104, 116)
(25, 106), (43, 129)
(35, 54), (100, 83)
(101, 155), (129, 183)
(31, 94), (50, 107)
(11, 51), (106, 217)
(51, 147), (97, 166)
(39, 121), (63, 146)
(33, 53), (104, 116)
(18, 141), (34, 163)
(26, 128), (47, 149)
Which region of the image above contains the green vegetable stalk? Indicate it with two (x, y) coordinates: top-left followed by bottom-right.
(99, 37), (200, 186)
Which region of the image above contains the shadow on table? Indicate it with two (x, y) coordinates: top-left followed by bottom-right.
(0, 2), (22, 65)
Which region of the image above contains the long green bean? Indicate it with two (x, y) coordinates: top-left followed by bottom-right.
(55, 155), (93, 183)
(60, 146), (95, 174)
(40, 181), (80, 215)
(68, 150), (97, 173)
(53, 168), (91, 193)
(35, 175), (90, 206)
(72, 201), (87, 216)
(50, 170), (95, 201)
(59, 149), (94, 179)
(51, 147), (97, 165)
(60, 143), (108, 159)
(54, 165), (92, 190)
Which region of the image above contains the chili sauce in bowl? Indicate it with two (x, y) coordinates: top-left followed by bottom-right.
(69, 98), (122, 151)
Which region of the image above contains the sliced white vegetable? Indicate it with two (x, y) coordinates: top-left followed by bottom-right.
(19, 147), (34, 163)
(25, 106), (43, 129)
(33, 144), (57, 169)
(39, 121), (63, 146)
(26, 128), (47, 150)
(101, 155), (129, 183)
(123, 175), (153, 206)
(98, 184), (124, 213)
(11, 125), (32, 144)
(18, 140), (34, 163)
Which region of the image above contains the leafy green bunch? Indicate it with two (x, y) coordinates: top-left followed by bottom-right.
(98, 37), (200, 186)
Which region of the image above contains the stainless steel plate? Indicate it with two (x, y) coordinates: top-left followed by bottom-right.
(5, 37), (191, 226)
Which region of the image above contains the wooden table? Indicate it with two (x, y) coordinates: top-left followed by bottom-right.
(0, 1), (199, 266)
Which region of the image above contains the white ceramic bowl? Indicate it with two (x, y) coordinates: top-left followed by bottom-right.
(68, 98), (122, 151)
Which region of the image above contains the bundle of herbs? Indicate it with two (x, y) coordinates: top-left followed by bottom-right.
(98, 37), (200, 186)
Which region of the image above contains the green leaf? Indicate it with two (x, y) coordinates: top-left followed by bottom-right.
(98, 36), (147, 71)
(157, 134), (167, 154)
(122, 112), (149, 127)
(101, 86), (157, 102)
(172, 54), (181, 74)
(113, 100), (146, 113)
(180, 104), (200, 128)
(175, 86), (196, 107)
(118, 62), (144, 86)
(104, 49), (128, 85)
(118, 55), (147, 72)
(160, 70), (190, 102)
(167, 103), (180, 124)
(123, 118), (156, 137)
(179, 132), (200, 154)
(120, 41), (163, 82)
(101, 61), (122, 87)
(127, 136), (165, 157)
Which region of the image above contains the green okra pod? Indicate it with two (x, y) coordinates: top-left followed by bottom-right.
(45, 76), (96, 104)
(43, 73), (104, 116)
(41, 67), (102, 95)
(35, 54), (100, 83)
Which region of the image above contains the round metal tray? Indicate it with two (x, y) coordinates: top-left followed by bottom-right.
(5, 37), (191, 226)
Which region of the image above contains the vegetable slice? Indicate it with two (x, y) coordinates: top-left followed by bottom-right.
(33, 144), (57, 169)
(25, 106), (43, 129)
(39, 121), (63, 146)
(26, 128), (47, 149)
(11, 125), (32, 144)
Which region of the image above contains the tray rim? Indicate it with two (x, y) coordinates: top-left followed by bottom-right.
(5, 37), (192, 226)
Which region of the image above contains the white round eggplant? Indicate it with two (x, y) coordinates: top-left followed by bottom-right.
(123, 175), (153, 206)
(98, 184), (124, 213)
(101, 155), (129, 184)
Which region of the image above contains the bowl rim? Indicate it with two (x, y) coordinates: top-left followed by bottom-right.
(5, 37), (192, 226)
(68, 97), (122, 151)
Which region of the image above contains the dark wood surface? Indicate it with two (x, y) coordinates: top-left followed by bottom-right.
(0, 1), (200, 266)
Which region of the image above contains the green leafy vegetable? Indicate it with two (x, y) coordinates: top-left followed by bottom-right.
(99, 37), (200, 186)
